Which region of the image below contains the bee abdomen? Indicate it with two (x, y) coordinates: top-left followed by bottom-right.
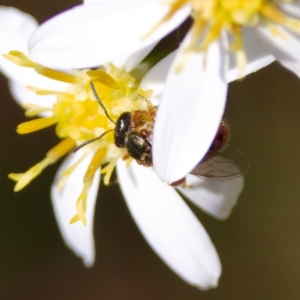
(126, 132), (152, 166)
(114, 112), (132, 148)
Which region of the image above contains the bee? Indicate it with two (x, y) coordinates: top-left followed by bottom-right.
(114, 97), (156, 167)
(74, 82), (248, 183)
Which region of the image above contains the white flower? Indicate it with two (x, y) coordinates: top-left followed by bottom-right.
(26, 0), (296, 183)
(1, 6), (245, 289)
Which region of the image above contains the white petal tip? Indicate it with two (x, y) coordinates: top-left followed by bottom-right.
(118, 161), (222, 288)
(82, 256), (94, 268)
(196, 275), (219, 290)
(209, 276), (219, 288)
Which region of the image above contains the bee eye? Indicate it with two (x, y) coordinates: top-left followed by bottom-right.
(114, 112), (132, 148)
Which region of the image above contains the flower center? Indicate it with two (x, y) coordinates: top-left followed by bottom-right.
(198, 0), (264, 25)
(152, 0), (300, 69)
(4, 51), (152, 225)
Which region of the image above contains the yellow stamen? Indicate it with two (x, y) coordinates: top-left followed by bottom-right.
(187, 17), (206, 51)
(70, 184), (88, 225)
(231, 24), (247, 73)
(9, 159), (49, 192)
(8, 173), (23, 181)
(125, 156), (133, 167)
(101, 157), (120, 185)
(84, 147), (108, 183)
(198, 21), (223, 50)
(261, 2), (300, 33)
(34, 65), (78, 84)
(143, 0), (186, 39)
(17, 117), (58, 134)
(268, 22), (288, 39)
(9, 138), (75, 192)
(138, 88), (153, 99)
(3, 51), (35, 67)
(22, 104), (52, 117)
(27, 86), (60, 95)
(57, 153), (87, 191)
(47, 138), (76, 162)
(70, 147), (107, 225)
(4, 51), (78, 83)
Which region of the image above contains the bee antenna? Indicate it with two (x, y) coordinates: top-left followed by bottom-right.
(73, 129), (114, 152)
(90, 81), (116, 124)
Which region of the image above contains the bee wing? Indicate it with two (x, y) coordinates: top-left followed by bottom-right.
(190, 146), (250, 181)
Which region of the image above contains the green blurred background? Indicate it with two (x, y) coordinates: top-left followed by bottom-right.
(1, 1), (300, 299)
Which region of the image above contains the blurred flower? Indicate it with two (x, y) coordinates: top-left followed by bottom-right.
(0, 6), (245, 290)
(27, 0), (300, 79)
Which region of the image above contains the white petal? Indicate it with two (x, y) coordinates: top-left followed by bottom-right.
(84, 0), (112, 4)
(111, 42), (157, 72)
(0, 6), (69, 89)
(227, 28), (275, 82)
(277, 0), (300, 19)
(117, 161), (221, 289)
(29, 1), (190, 69)
(0, 6), (37, 54)
(256, 23), (300, 77)
(278, 60), (300, 76)
(153, 34), (228, 184)
(9, 80), (56, 114)
(51, 151), (100, 267)
(178, 175), (244, 220)
(83, 0), (157, 6)
(140, 50), (177, 105)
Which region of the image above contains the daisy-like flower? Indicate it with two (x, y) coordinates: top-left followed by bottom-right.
(27, 0), (297, 183)
(1, 6), (245, 289)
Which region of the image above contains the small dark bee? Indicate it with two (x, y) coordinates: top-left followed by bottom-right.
(114, 98), (156, 167)
(74, 81), (248, 183)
